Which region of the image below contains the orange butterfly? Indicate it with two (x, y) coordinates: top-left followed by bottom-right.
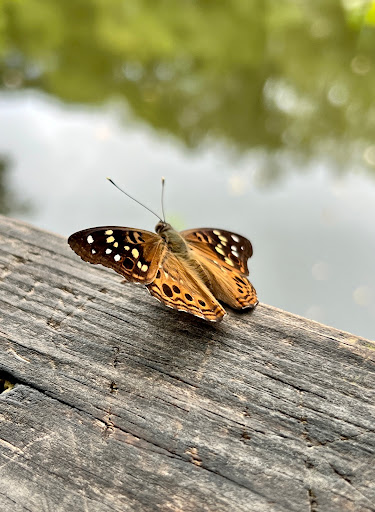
(68, 179), (258, 322)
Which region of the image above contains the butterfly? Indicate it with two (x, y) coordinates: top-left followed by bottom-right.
(68, 221), (258, 322)
(68, 178), (258, 322)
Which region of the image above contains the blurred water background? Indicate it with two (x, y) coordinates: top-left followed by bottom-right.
(0, 0), (374, 340)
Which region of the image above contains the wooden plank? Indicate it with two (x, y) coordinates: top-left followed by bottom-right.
(0, 215), (374, 512)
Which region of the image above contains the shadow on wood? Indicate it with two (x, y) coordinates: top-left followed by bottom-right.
(0, 215), (374, 512)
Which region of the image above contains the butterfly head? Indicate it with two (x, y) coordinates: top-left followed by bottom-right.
(155, 221), (172, 234)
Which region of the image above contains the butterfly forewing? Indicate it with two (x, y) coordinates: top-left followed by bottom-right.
(147, 252), (226, 322)
(68, 227), (166, 284)
(180, 228), (253, 275)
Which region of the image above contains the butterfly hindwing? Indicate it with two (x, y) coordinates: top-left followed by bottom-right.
(192, 251), (258, 309)
(180, 228), (253, 275)
(147, 252), (226, 322)
(68, 227), (166, 284)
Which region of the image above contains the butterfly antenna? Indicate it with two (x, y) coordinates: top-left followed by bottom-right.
(106, 177), (162, 221)
(161, 176), (166, 222)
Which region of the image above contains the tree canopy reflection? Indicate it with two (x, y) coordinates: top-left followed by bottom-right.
(1, 0), (375, 173)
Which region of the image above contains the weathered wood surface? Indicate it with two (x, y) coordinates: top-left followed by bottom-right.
(0, 215), (374, 512)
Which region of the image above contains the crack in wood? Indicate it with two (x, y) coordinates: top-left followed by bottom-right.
(0, 369), (17, 393)
(308, 488), (318, 512)
(112, 346), (120, 368)
(329, 463), (375, 508)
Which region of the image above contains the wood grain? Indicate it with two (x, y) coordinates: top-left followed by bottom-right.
(0, 215), (374, 512)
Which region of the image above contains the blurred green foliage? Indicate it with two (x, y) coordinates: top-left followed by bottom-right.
(1, 0), (375, 166)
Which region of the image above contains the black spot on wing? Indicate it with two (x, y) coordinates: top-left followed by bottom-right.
(123, 258), (133, 270)
(162, 284), (173, 297)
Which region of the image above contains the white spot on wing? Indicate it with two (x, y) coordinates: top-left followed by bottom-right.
(87, 235), (94, 244)
(106, 248), (112, 254)
(91, 249), (96, 254)
(231, 234), (240, 242)
(114, 254), (121, 262)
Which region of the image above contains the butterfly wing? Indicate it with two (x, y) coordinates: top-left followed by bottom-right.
(180, 228), (258, 310)
(147, 252), (226, 322)
(68, 227), (166, 284)
(195, 256), (258, 309)
(180, 228), (253, 275)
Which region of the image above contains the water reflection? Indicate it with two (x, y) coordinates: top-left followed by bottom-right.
(1, 0), (375, 166)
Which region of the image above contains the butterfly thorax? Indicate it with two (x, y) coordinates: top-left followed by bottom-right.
(155, 221), (212, 285)
(155, 222), (189, 256)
